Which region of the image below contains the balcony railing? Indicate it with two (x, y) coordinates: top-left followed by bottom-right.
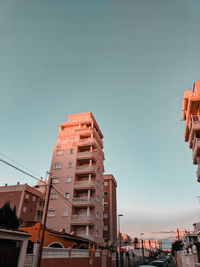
(74, 180), (95, 186)
(72, 197), (95, 204)
(77, 151), (97, 158)
(192, 138), (200, 164)
(71, 215), (96, 221)
(75, 165), (97, 174)
(78, 137), (102, 150)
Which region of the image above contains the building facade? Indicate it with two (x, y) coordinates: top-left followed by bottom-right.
(47, 112), (105, 244)
(103, 174), (117, 245)
(182, 80), (200, 182)
(0, 183), (44, 226)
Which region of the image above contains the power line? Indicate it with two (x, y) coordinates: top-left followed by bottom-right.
(0, 152), (42, 178)
(0, 158), (44, 183)
(52, 184), (73, 208)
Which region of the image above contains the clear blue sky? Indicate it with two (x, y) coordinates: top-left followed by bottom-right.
(1, 0), (200, 239)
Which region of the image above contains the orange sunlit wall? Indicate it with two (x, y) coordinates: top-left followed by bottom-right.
(182, 80), (200, 182)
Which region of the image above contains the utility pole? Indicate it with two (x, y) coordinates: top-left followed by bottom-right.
(141, 233), (144, 261)
(36, 173), (52, 267)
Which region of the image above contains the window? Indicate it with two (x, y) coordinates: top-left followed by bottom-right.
(65, 193), (70, 199)
(68, 161), (73, 168)
(52, 178), (60, 184)
(29, 208), (33, 213)
(54, 162), (61, 169)
(104, 202), (108, 207)
(104, 191), (108, 196)
(66, 176), (71, 183)
(32, 196), (36, 202)
(50, 193), (57, 200)
(23, 207), (27, 212)
(56, 150), (64, 155)
(25, 194), (29, 201)
(62, 208), (68, 216)
(69, 148), (74, 154)
(104, 182), (108, 186)
(39, 200), (44, 207)
(47, 209), (55, 217)
(103, 213), (108, 218)
(104, 225), (108, 231)
(37, 211), (42, 220)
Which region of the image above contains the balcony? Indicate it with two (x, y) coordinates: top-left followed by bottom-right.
(71, 215), (95, 225)
(78, 137), (102, 150)
(75, 165), (97, 175)
(77, 151), (97, 161)
(189, 116), (200, 148)
(74, 180), (96, 191)
(197, 166), (200, 182)
(72, 197), (95, 207)
(192, 138), (200, 164)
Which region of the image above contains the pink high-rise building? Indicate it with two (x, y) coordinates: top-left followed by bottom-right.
(182, 81), (200, 181)
(46, 112), (105, 244)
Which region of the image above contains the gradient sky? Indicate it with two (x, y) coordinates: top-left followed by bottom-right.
(1, 0), (200, 239)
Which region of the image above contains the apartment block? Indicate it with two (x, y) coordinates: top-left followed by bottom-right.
(0, 183), (44, 226)
(103, 174), (117, 245)
(182, 80), (200, 181)
(46, 112), (105, 244)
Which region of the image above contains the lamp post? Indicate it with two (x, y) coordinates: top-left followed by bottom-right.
(141, 233), (144, 261)
(118, 214), (123, 267)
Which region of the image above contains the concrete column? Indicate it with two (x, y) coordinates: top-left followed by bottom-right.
(17, 239), (28, 267)
(17, 190), (25, 218)
(88, 190), (91, 199)
(90, 146), (92, 152)
(89, 159), (92, 166)
(88, 174), (91, 183)
(86, 225), (89, 236)
(33, 242), (40, 267)
(87, 207), (90, 215)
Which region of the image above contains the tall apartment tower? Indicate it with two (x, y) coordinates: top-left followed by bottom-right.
(103, 174), (117, 245)
(182, 80), (200, 182)
(47, 112), (105, 244)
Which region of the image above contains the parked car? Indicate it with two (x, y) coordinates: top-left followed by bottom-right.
(165, 255), (171, 263)
(149, 260), (167, 267)
(138, 266), (153, 267)
(160, 258), (169, 267)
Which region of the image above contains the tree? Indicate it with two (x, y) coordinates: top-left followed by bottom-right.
(171, 240), (183, 255)
(0, 202), (19, 229)
(133, 237), (139, 249)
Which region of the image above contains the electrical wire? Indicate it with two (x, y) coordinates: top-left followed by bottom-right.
(0, 152), (42, 178)
(52, 185), (83, 216)
(0, 157), (82, 216)
(52, 184), (73, 208)
(0, 158), (46, 184)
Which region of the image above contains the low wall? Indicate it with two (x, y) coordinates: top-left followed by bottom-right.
(41, 247), (111, 267)
(177, 252), (198, 267)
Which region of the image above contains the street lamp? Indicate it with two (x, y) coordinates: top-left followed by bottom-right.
(141, 233), (144, 261)
(118, 214), (123, 267)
